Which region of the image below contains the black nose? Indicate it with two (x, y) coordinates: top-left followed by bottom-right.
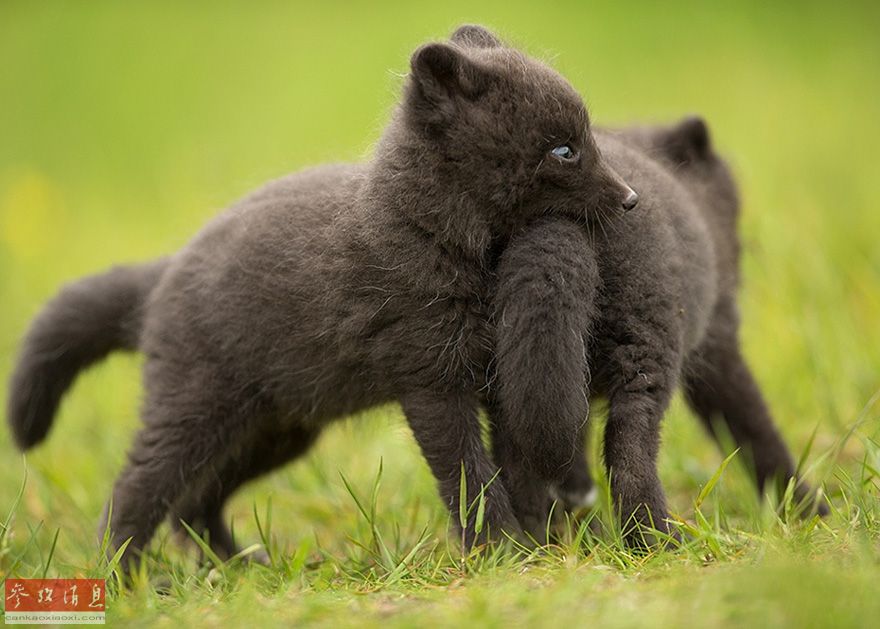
(622, 189), (639, 211)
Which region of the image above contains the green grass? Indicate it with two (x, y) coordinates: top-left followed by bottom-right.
(1, 1), (879, 626)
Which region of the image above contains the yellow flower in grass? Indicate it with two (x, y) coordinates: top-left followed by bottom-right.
(1, 168), (66, 260)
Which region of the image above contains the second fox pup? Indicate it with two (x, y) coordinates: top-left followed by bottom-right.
(6, 25), (636, 564)
(492, 117), (828, 541)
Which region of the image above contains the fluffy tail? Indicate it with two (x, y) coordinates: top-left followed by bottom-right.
(7, 259), (169, 450)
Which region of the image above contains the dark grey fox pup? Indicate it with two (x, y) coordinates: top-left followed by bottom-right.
(492, 117), (828, 541)
(6, 25), (637, 563)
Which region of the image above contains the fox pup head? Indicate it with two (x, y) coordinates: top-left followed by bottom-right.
(644, 116), (740, 218)
(380, 25), (637, 247)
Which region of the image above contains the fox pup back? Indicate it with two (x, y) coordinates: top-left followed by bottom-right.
(7, 25), (637, 565)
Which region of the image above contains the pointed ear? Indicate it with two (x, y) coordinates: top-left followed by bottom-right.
(410, 42), (492, 113)
(450, 24), (502, 49)
(663, 116), (712, 162)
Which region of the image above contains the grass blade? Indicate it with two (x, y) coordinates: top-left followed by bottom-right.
(40, 527), (60, 579)
(1, 456), (28, 547)
(178, 519), (226, 573)
(696, 449), (740, 509)
(459, 462), (468, 531)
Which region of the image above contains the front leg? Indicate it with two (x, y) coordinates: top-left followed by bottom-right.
(401, 389), (518, 547)
(683, 297), (829, 516)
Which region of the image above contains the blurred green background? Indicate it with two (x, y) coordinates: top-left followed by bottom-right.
(1, 1), (878, 626)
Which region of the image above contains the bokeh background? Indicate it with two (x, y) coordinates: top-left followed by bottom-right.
(1, 1), (878, 625)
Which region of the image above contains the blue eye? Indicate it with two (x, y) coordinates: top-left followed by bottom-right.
(550, 145), (577, 161)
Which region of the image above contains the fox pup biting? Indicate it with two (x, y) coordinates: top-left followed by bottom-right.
(492, 117), (828, 541)
(6, 25), (636, 564)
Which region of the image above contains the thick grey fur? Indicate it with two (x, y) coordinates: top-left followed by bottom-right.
(6, 25), (824, 563)
(492, 117), (828, 541)
(5, 26), (636, 564)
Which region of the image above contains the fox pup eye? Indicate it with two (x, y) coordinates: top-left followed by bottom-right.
(550, 145), (578, 162)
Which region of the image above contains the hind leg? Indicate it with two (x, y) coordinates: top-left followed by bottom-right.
(99, 364), (252, 569)
(596, 316), (682, 544)
(603, 369), (677, 544)
(684, 302), (828, 514)
(170, 423), (320, 560)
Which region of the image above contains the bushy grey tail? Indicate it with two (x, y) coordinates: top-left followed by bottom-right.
(7, 259), (169, 450)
